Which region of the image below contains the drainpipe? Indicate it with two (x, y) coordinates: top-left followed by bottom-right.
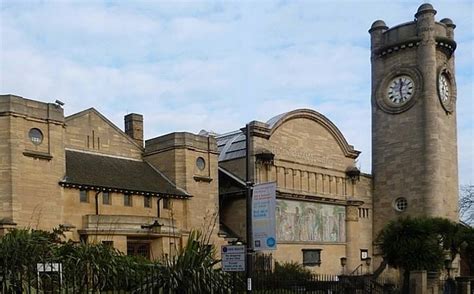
(95, 191), (101, 215)
(157, 197), (163, 218)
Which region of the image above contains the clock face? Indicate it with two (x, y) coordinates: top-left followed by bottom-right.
(386, 76), (415, 105)
(438, 73), (451, 103)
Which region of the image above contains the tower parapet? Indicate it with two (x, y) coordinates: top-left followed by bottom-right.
(369, 4), (456, 58)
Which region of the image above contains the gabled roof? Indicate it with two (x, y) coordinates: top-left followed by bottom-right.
(66, 108), (143, 150)
(60, 150), (189, 198)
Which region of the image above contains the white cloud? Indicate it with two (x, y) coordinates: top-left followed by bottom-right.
(0, 0), (472, 184)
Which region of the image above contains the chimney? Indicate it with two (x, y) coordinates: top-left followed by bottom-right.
(124, 113), (143, 147)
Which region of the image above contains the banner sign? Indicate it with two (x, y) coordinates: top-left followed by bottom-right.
(221, 245), (245, 272)
(252, 182), (277, 251)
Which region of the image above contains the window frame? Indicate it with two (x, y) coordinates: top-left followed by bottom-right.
(102, 192), (111, 205)
(360, 249), (369, 260)
(124, 193), (133, 207)
(163, 198), (171, 209)
(28, 128), (44, 145)
(302, 249), (322, 267)
(144, 196), (152, 208)
(394, 197), (408, 212)
(80, 190), (89, 203)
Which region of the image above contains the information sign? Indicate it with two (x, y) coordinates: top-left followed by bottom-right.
(252, 182), (277, 251)
(221, 245), (245, 272)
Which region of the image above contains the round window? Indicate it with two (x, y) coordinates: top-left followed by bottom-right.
(29, 128), (43, 145)
(394, 197), (408, 212)
(196, 157), (206, 171)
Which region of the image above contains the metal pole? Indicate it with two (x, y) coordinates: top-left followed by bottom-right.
(245, 123), (253, 293)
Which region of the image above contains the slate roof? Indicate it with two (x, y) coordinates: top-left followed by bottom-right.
(61, 150), (189, 198)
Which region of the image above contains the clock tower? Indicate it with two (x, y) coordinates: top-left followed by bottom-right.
(370, 3), (459, 237)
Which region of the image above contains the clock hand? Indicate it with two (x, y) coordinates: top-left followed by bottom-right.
(399, 80), (404, 100)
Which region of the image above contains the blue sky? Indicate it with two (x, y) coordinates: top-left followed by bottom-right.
(0, 0), (472, 185)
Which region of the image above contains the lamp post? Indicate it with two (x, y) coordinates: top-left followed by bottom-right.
(245, 123), (254, 293)
(340, 257), (347, 275)
(365, 257), (372, 274)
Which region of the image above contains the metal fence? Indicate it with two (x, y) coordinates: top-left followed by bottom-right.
(5, 261), (471, 294)
(1, 261), (165, 293)
(1, 261), (241, 294)
(0, 263), (395, 294)
(232, 271), (400, 294)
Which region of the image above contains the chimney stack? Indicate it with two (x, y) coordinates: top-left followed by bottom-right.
(124, 113), (143, 147)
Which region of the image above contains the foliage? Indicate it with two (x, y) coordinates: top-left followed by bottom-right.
(458, 225), (474, 275)
(377, 217), (445, 272)
(0, 228), (60, 265)
(161, 229), (232, 293)
(0, 228), (160, 291)
(0, 228), (63, 291)
(57, 241), (157, 291)
(0, 227), (231, 292)
(377, 217), (474, 293)
(273, 261), (312, 282)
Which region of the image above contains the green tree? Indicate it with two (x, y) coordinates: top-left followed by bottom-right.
(377, 217), (446, 293)
(377, 217), (474, 292)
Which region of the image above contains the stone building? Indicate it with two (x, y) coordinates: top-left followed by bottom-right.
(0, 4), (459, 275)
(0, 97), (221, 259)
(217, 109), (373, 275)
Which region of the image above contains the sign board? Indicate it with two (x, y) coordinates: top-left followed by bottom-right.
(252, 182), (277, 251)
(37, 263), (62, 272)
(37, 263), (63, 284)
(221, 245), (245, 272)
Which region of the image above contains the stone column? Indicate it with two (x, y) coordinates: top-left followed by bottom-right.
(410, 270), (427, 294)
(345, 200), (364, 272)
(426, 271), (440, 294)
(455, 277), (472, 294)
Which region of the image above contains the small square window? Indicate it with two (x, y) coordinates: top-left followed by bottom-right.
(144, 196), (151, 208)
(360, 249), (369, 260)
(103, 192), (111, 205)
(80, 190), (88, 203)
(163, 198), (171, 209)
(302, 249), (321, 267)
(124, 194), (132, 206)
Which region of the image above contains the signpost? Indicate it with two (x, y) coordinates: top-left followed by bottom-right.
(252, 182), (277, 251)
(221, 245), (246, 272)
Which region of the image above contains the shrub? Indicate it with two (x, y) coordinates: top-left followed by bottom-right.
(273, 261), (312, 282)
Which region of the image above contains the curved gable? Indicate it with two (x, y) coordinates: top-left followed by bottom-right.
(268, 109), (360, 159)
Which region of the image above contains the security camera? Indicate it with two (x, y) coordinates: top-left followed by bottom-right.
(55, 99), (65, 106)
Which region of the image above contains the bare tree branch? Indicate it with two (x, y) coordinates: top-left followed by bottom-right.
(460, 185), (474, 225)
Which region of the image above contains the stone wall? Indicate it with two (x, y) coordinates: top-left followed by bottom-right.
(144, 132), (222, 244)
(65, 109), (143, 160)
(0, 95), (65, 231)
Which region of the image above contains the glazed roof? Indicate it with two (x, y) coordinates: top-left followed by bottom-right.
(217, 130), (246, 161)
(217, 111), (289, 161)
